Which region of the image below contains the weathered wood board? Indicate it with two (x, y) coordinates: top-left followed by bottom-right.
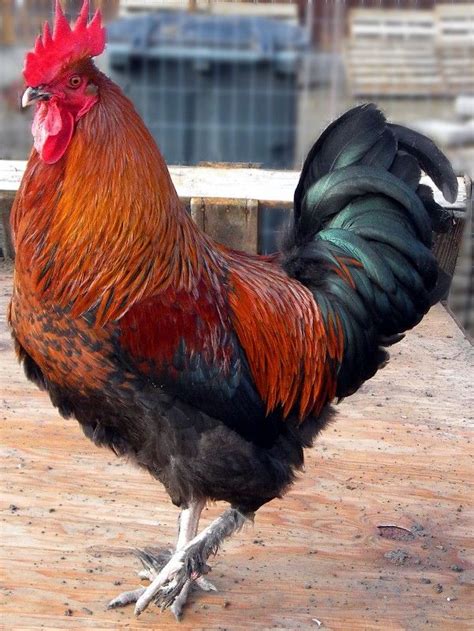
(345, 9), (440, 98)
(120, 0), (299, 21)
(0, 161), (468, 209)
(0, 161), (469, 275)
(0, 261), (473, 630)
(345, 5), (474, 98)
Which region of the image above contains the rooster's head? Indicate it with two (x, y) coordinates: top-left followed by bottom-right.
(22, 0), (106, 164)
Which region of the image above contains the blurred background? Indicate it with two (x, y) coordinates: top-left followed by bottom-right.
(0, 0), (472, 333)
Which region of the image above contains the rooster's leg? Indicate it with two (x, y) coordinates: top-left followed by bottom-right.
(108, 499), (207, 616)
(167, 498), (216, 619)
(134, 507), (249, 616)
(139, 498), (216, 619)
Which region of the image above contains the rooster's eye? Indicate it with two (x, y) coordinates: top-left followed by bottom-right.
(68, 75), (82, 89)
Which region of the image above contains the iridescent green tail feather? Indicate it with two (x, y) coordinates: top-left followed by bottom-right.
(283, 104), (457, 398)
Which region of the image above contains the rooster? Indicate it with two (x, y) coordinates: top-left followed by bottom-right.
(10, 0), (457, 620)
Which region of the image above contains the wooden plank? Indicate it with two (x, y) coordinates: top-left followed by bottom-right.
(435, 3), (474, 46)
(348, 72), (441, 80)
(207, 1), (298, 20)
(0, 0), (15, 46)
(351, 88), (444, 98)
(0, 262), (472, 629)
(349, 8), (435, 20)
(0, 161), (468, 210)
(346, 61), (440, 72)
(344, 7), (464, 97)
(347, 41), (435, 52)
(435, 4), (474, 95)
(0, 193), (15, 260)
(432, 210), (467, 278)
(349, 8), (436, 40)
(0, 163), (467, 270)
(349, 84), (444, 97)
(347, 56), (439, 67)
(120, 0), (298, 20)
(448, 184), (472, 337)
(438, 47), (474, 93)
(191, 197), (258, 254)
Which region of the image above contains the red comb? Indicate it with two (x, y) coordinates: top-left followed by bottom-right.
(23, 0), (106, 86)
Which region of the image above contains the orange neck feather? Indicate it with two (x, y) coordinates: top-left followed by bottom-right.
(13, 71), (217, 325)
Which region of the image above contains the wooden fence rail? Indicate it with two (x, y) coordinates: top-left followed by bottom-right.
(0, 161), (470, 282)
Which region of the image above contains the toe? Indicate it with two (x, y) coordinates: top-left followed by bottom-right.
(196, 576), (217, 592)
(108, 587), (145, 609)
(170, 580), (192, 620)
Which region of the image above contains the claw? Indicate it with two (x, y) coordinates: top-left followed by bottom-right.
(196, 576), (217, 591)
(170, 580), (192, 620)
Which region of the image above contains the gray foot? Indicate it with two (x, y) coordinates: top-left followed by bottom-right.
(107, 547), (216, 620)
(134, 508), (246, 616)
(151, 536), (215, 611)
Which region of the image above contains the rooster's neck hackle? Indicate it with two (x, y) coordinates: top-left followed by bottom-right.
(13, 71), (213, 326)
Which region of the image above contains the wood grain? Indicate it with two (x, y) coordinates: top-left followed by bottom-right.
(0, 261), (472, 630)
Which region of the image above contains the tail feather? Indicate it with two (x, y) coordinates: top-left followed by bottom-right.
(283, 104), (457, 399)
(389, 152), (421, 190)
(388, 123), (458, 203)
(359, 128), (397, 169)
(294, 103), (387, 219)
(299, 165), (432, 245)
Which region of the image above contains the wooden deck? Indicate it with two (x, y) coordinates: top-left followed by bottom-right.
(0, 261), (472, 630)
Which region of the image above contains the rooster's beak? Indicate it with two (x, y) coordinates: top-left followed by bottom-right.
(22, 86), (51, 108)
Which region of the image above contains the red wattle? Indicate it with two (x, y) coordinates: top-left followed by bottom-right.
(41, 110), (74, 164)
(32, 100), (75, 165)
